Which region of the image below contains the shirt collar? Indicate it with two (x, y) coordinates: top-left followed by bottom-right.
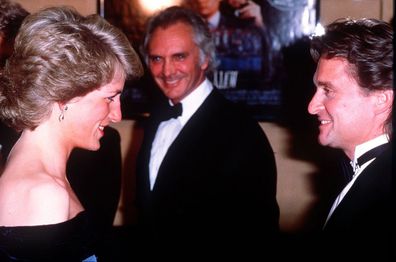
(351, 134), (389, 170)
(354, 134), (389, 160)
(207, 11), (221, 29)
(169, 78), (213, 126)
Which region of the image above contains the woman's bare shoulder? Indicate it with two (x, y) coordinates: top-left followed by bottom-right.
(0, 170), (69, 226)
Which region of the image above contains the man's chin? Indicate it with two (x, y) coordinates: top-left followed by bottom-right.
(318, 135), (330, 147)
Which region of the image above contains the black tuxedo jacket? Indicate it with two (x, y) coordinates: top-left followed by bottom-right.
(321, 143), (393, 261)
(135, 89), (279, 254)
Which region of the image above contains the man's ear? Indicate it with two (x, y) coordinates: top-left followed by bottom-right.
(374, 89), (393, 114)
(200, 56), (209, 71)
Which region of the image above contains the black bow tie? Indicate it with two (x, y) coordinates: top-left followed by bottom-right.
(157, 103), (183, 122)
(341, 143), (388, 183)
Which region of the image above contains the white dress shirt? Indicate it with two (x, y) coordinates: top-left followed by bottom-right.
(149, 79), (213, 190)
(324, 134), (389, 227)
(207, 11), (221, 30)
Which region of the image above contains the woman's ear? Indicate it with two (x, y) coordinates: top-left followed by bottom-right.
(57, 102), (65, 111)
(56, 102), (69, 122)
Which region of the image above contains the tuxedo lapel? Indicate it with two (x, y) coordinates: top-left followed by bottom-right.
(324, 143), (392, 230)
(139, 99), (177, 172)
(136, 116), (162, 196)
(151, 90), (220, 192)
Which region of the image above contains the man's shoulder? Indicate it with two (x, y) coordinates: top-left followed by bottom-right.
(202, 89), (262, 129)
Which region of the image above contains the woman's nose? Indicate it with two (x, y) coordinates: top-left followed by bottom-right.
(109, 100), (122, 123)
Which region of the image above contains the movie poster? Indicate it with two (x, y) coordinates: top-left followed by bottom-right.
(104, 0), (318, 121)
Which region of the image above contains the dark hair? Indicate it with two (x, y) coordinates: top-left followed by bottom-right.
(0, 6), (143, 131)
(0, 0), (29, 39)
(310, 18), (393, 92)
(310, 18), (393, 136)
(141, 5), (218, 72)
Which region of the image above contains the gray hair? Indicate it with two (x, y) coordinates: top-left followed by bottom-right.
(141, 5), (218, 72)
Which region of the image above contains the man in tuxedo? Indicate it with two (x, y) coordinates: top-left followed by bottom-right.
(186, 0), (274, 84)
(308, 18), (393, 260)
(135, 6), (279, 257)
(187, 0), (265, 29)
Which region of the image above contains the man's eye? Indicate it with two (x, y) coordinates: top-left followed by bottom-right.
(175, 54), (186, 61)
(150, 56), (161, 63)
(324, 87), (333, 95)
